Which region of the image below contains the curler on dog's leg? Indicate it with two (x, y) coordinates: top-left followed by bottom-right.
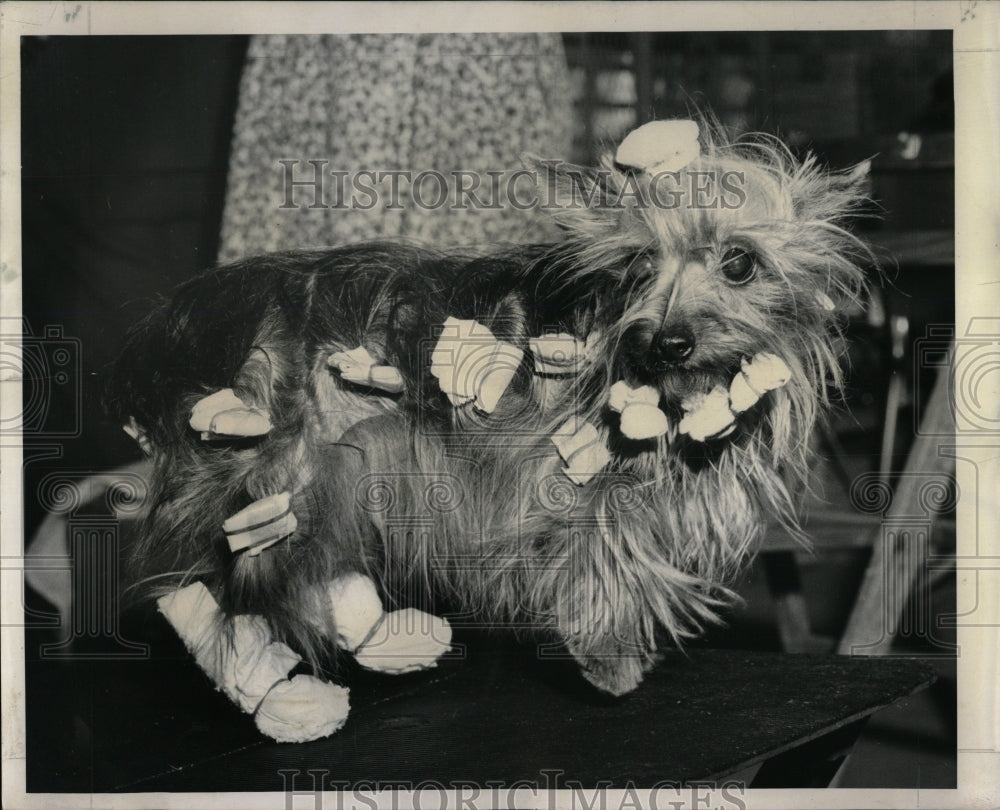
(325, 572), (452, 674)
(157, 581), (350, 743)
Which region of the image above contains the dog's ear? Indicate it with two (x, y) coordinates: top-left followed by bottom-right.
(519, 152), (627, 237)
(826, 158), (873, 209)
(789, 154), (874, 225)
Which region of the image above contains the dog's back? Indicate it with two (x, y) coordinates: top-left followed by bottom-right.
(108, 243), (575, 660)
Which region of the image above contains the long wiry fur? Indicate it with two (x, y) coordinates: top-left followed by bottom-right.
(107, 124), (870, 695)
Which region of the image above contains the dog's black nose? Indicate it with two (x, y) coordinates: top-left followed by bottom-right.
(654, 330), (695, 365)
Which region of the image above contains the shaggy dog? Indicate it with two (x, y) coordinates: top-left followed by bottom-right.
(107, 120), (869, 740)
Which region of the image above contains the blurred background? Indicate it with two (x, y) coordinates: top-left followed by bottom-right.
(18, 31), (955, 790)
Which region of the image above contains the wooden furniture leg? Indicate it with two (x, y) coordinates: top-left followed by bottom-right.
(837, 358), (955, 656)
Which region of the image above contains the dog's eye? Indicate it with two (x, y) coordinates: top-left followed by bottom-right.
(622, 251), (654, 273)
(720, 248), (758, 285)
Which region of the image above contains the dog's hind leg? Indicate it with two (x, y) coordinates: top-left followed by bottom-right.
(323, 573), (452, 674)
(157, 581), (351, 742)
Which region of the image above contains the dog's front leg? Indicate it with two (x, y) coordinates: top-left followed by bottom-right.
(556, 555), (657, 697)
(563, 622), (655, 698)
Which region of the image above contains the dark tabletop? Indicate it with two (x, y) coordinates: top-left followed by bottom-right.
(25, 617), (936, 793)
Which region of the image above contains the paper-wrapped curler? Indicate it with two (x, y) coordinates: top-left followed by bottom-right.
(328, 346), (405, 393)
(158, 582), (301, 713)
(325, 572), (386, 652)
(430, 317), (523, 413)
(608, 381), (670, 440)
(615, 120), (701, 174)
(189, 388), (272, 440)
(728, 353), (792, 414)
(354, 609), (454, 675)
(679, 386), (737, 442)
(255, 675), (350, 743)
(529, 333), (588, 375)
(223, 491), (297, 555)
(552, 420), (611, 486)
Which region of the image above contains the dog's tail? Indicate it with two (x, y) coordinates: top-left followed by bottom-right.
(107, 254), (335, 636)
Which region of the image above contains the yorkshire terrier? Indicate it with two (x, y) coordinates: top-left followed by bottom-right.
(107, 119), (870, 742)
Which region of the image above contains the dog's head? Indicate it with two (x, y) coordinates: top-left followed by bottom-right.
(529, 119), (871, 479)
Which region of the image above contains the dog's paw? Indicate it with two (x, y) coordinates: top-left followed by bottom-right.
(254, 675), (350, 743)
(575, 653), (647, 697)
(355, 609), (452, 674)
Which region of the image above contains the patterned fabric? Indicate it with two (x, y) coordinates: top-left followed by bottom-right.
(218, 34), (573, 262)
